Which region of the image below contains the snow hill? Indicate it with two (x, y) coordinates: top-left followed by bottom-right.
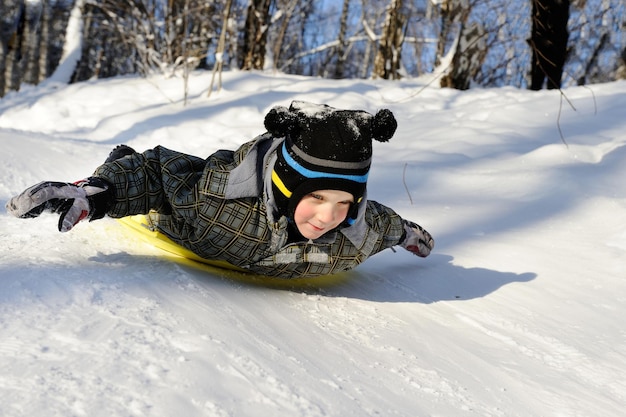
(1, 72), (625, 417)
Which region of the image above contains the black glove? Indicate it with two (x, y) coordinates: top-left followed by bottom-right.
(399, 220), (434, 258)
(6, 177), (112, 232)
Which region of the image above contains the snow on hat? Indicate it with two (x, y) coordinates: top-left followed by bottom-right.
(265, 100), (397, 224)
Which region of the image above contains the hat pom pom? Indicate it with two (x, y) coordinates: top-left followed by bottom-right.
(265, 106), (299, 137)
(371, 109), (397, 142)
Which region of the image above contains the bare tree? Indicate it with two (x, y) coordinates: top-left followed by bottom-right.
(617, 47), (626, 80)
(208, 0), (234, 96)
(360, 1), (386, 78)
(567, 0), (625, 85)
(240, 0), (273, 70)
(437, 0), (487, 90)
(333, 0), (351, 78)
(271, 0), (298, 70)
(576, 32), (609, 85)
(20, 0), (43, 85)
(37, 0), (52, 84)
(1, 0), (26, 95)
(440, 22), (487, 89)
(49, 0), (86, 84)
(434, 0), (462, 67)
(270, 1), (318, 75)
(1, 0), (624, 94)
(529, 0), (570, 90)
(373, 0), (406, 79)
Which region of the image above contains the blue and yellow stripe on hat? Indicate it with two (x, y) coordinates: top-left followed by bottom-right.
(272, 142), (369, 198)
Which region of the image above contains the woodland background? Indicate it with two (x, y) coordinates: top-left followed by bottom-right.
(1, 0), (625, 97)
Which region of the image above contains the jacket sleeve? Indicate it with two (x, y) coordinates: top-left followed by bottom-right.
(363, 199), (406, 253)
(92, 146), (206, 218)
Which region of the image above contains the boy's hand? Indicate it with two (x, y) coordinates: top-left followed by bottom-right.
(400, 220), (434, 257)
(6, 178), (111, 232)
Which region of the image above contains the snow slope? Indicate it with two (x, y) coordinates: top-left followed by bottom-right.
(1, 72), (625, 417)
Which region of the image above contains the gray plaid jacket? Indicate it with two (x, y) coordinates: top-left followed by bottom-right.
(94, 134), (405, 278)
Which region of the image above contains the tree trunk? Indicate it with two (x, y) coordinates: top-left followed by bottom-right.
(577, 32), (608, 85)
(440, 22), (487, 90)
(23, 0), (43, 85)
(240, 0), (273, 70)
(48, 0), (85, 84)
(529, 0), (570, 90)
(5, 1), (26, 92)
(373, 0), (405, 80)
(435, 0), (470, 67)
(38, 0), (51, 82)
(166, 0), (185, 65)
(333, 0), (351, 79)
(0, 40), (6, 97)
(617, 47), (626, 80)
(272, 0), (297, 71)
(207, 0), (234, 96)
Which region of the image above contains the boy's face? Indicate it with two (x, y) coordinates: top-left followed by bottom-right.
(293, 189), (354, 240)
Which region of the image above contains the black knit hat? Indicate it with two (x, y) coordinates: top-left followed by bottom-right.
(265, 101), (397, 224)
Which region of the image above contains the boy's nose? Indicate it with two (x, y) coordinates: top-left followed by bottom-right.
(317, 205), (335, 223)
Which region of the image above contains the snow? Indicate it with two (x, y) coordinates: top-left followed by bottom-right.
(1, 71), (625, 417)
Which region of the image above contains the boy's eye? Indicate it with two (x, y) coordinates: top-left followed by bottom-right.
(306, 193), (353, 204)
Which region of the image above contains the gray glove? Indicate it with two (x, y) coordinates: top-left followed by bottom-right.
(400, 220), (434, 257)
(6, 177), (112, 232)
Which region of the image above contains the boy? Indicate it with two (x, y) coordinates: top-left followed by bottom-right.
(6, 101), (433, 278)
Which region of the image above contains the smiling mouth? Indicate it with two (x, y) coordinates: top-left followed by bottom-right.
(309, 223), (325, 232)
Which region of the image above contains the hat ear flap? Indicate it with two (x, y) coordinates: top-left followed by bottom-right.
(264, 106), (300, 137)
(371, 109), (397, 142)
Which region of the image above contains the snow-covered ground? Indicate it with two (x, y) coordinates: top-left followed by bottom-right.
(1, 71), (625, 417)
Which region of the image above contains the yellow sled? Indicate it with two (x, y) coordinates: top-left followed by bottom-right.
(116, 214), (348, 288)
(117, 214), (248, 272)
